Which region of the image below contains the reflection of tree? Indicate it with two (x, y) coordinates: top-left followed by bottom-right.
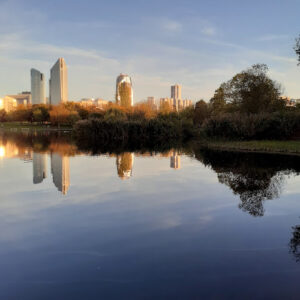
(290, 225), (300, 262)
(218, 171), (284, 217)
(194, 148), (300, 217)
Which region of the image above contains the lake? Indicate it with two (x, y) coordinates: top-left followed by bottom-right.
(1, 131), (300, 299)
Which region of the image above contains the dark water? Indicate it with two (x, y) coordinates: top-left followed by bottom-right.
(1, 131), (300, 299)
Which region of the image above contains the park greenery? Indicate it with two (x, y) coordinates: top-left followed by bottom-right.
(1, 61), (300, 142)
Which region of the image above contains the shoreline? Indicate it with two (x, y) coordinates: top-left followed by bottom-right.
(3, 122), (300, 156)
(198, 139), (300, 156)
(0, 123), (73, 132)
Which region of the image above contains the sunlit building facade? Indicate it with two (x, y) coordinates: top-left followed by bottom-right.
(49, 58), (68, 105)
(33, 153), (47, 184)
(31, 69), (46, 104)
(80, 98), (94, 107)
(7, 92), (31, 106)
(0, 96), (17, 112)
(115, 74), (133, 107)
(95, 98), (109, 109)
(51, 153), (70, 194)
(147, 96), (157, 110)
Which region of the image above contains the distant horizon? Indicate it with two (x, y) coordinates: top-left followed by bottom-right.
(1, 0), (299, 101)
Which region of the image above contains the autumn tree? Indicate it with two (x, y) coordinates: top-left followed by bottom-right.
(216, 64), (283, 114)
(209, 86), (227, 115)
(0, 109), (7, 122)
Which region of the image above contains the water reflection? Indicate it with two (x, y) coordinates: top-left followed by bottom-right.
(0, 131), (184, 194)
(51, 153), (70, 194)
(290, 225), (300, 262)
(116, 152), (134, 179)
(3, 131), (300, 297)
(33, 153), (47, 184)
(170, 150), (181, 169)
(2, 131), (300, 213)
(193, 148), (300, 217)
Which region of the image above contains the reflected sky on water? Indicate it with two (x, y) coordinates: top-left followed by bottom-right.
(1, 132), (300, 299)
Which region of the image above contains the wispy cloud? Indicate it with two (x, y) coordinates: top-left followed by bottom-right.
(162, 20), (182, 32)
(257, 34), (290, 42)
(201, 26), (216, 36)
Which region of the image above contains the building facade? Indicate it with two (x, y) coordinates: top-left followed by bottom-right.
(115, 74), (133, 107)
(171, 84), (182, 101)
(49, 58), (68, 105)
(31, 69), (46, 105)
(0, 96), (17, 112)
(7, 92), (31, 106)
(95, 98), (109, 109)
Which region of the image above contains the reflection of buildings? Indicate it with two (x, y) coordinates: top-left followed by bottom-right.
(31, 69), (46, 104)
(116, 74), (133, 107)
(0, 140), (32, 160)
(170, 151), (181, 169)
(33, 153), (47, 184)
(51, 153), (70, 194)
(116, 153), (134, 179)
(49, 58), (68, 105)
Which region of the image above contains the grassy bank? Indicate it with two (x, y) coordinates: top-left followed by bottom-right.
(200, 139), (300, 155)
(0, 122), (72, 131)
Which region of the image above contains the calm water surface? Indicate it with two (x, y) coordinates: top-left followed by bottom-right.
(1, 132), (300, 299)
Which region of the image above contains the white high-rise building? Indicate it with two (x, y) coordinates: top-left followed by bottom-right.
(49, 58), (68, 105)
(33, 153), (47, 184)
(171, 84), (182, 100)
(31, 69), (46, 105)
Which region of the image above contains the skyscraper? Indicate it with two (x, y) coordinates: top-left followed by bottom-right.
(171, 84), (182, 100)
(51, 153), (70, 194)
(31, 69), (46, 104)
(115, 74), (133, 107)
(33, 153), (47, 184)
(49, 58), (68, 105)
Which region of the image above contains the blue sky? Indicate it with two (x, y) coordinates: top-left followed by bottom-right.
(0, 0), (299, 101)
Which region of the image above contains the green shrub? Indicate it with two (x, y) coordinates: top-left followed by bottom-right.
(201, 112), (300, 140)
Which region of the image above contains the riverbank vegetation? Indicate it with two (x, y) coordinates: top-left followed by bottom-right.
(198, 139), (300, 155)
(2, 63), (300, 145)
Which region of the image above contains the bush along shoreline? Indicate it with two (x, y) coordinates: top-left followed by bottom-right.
(200, 112), (300, 140)
(74, 118), (196, 146)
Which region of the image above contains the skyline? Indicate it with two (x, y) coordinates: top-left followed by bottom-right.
(0, 0), (300, 101)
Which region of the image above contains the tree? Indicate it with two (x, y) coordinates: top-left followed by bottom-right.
(209, 86), (227, 115)
(216, 64), (283, 114)
(193, 100), (209, 124)
(295, 35), (300, 65)
(32, 109), (43, 123)
(0, 109), (7, 122)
